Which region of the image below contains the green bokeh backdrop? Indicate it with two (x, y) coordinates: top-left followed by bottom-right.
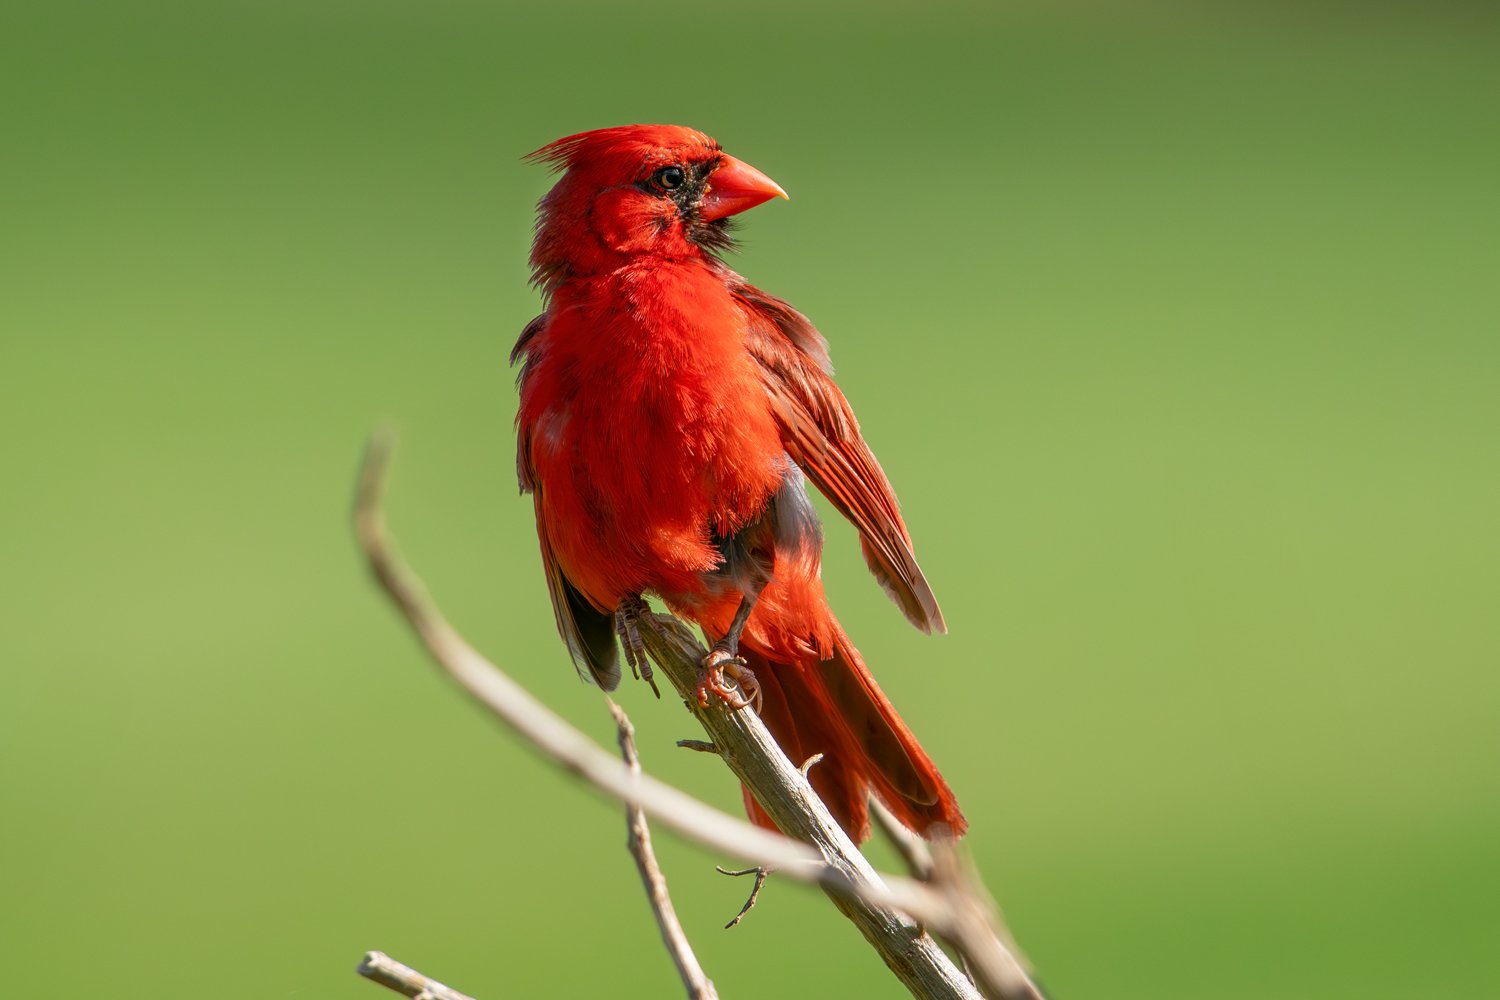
(3, 2), (1497, 997)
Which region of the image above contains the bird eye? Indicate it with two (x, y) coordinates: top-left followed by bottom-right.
(654, 166), (686, 191)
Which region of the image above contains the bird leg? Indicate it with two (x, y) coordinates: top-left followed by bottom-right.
(614, 595), (660, 698)
(696, 590), (762, 712)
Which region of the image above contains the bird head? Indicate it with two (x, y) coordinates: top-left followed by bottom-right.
(527, 124), (787, 290)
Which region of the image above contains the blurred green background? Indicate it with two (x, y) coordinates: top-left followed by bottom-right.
(3, 1), (1497, 997)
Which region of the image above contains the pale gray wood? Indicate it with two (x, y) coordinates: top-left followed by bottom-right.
(353, 429), (1043, 1000)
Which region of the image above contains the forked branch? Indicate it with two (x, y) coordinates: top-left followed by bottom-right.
(353, 429), (1043, 1000)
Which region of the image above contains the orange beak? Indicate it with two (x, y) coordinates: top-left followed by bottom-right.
(698, 155), (789, 222)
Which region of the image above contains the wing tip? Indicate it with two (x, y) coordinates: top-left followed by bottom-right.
(909, 572), (946, 635)
(913, 597), (947, 635)
(562, 629), (622, 691)
(926, 605), (949, 635)
(589, 661), (624, 691)
(862, 537), (947, 635)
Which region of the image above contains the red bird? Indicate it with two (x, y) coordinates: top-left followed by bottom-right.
(513, 124), (964, 841)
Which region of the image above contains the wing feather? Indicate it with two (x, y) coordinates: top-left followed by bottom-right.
(533, 489), (621, 690)
(732, 281), (946, 634)
(514, 313), (621, 688)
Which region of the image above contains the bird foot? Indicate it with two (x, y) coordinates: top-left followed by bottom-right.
(696, 646), (761, 712)
(614, 596), (660, 698)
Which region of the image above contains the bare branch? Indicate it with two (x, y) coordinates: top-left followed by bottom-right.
(357, 951), (476, 1000)
(610, 700), (720, 1000)
(354, 430), (1045, 1000)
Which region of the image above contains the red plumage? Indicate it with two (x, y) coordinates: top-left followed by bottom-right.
(513, 124), (964, 840)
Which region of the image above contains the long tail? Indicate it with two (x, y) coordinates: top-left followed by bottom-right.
(735, 620), (966, 842)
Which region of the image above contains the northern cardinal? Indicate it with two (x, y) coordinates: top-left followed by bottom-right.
(513, 125), (964, 840)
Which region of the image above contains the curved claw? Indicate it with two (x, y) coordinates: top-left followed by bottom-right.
(614, 596), (660, 698)
(696, 648), (761, 713)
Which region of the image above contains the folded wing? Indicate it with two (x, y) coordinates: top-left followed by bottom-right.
(732, 280), (946, 634)
(514, 313), (621, 688)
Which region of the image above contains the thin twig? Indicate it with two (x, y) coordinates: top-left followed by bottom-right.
(871, 795), (936, 882)
(610, 700), (720, 1000)
(871, 799), (979, 985)
(871, 799), (1040, 998)
(354, 430), (1045, 1000)
(676, 739), (718, 754)
(715, 865), (771, 928)
(927, 838), (1044, 1000)
(357, 951), (476, 1000)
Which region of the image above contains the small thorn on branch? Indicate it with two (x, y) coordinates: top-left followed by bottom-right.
(676, 739), (718, 753)
(716, 865), (771, 928)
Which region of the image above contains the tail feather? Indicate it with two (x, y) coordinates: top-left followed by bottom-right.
(734, 621), (966, 842)
(743, 653), (878, 840)
(824, 626), (966, 836)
